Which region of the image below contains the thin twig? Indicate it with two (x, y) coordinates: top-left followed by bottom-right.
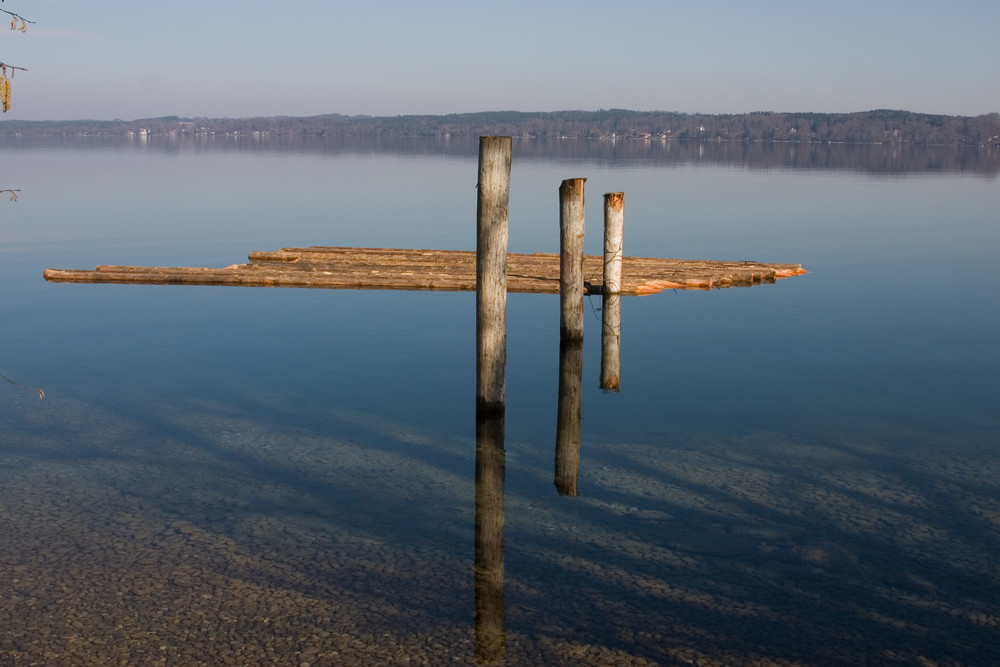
(1, 373), (44, 399)
(0, 8), (34, 25)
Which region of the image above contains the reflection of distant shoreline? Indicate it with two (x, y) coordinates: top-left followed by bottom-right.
(0, 133), (997, 176)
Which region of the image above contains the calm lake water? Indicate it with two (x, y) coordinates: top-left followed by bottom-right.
(1, 136), (998, 666)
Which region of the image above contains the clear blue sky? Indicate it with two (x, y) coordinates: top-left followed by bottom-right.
(3, 0), (998, 121)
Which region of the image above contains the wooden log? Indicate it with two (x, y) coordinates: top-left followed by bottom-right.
(559, 178), (586, 340)
(476, 137), (511, 414)
(249, 247), (479, 266)
(44, 248), (807, 295)
(44, 266), (483, 291)
(603, 192), (624, 294)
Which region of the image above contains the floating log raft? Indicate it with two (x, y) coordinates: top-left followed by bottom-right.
(44, 246), (806, 295)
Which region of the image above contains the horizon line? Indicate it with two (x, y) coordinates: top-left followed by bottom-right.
(3, 108), (999, 125)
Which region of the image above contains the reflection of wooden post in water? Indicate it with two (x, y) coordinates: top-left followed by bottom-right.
(600, 292), (622, 391)
(476, 136), (511, 414)
(558, 178), (586, 341)
(554, 336), (584, 496)
(601, 192), (624, 391)
(474, 412), (506, 664)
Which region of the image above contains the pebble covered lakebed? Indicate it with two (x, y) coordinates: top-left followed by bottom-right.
(2, 390), (997, 666)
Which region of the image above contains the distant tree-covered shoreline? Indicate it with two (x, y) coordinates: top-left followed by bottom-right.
(2, 109), (998, 145)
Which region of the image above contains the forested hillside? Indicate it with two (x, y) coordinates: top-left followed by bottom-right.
(3, 109), (999, 145)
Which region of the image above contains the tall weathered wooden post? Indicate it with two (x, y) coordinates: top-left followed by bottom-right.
(475, 136), (510, 663)
(558, 178), (586, 341)
(600, 192), (624, 391)
(476, 136), (512, 414)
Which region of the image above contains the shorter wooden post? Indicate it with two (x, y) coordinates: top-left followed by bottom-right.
(559, 178), (586, 341)
(603, 192), (624, 294)
(476, 136), (512, 414)
(598, 191), (623, 390)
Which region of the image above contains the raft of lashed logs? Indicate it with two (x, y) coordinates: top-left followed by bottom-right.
(43, 246), (807, 296)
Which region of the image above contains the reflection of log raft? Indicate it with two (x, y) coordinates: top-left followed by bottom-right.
(44, 246), (807, 296)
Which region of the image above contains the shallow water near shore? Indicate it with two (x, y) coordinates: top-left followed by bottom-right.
(1, 137), (998, 665)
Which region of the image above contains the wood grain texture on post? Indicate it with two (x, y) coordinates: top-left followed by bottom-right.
(476, 136), (512, 413)
(559, 178), (586, 341)
(603, 192), (624, 294)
